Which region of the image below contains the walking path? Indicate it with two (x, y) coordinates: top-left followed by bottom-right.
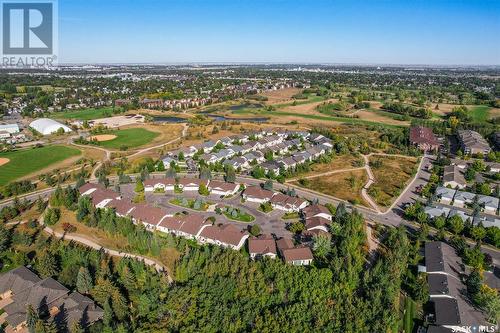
(360, 154), (380, 212)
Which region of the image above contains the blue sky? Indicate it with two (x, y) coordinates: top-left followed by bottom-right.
(58, 0), (500, 65)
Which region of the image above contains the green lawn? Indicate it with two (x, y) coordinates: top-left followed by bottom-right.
(50, 107), (116, 120)
(469, 105), (491, 122)
(97, 128), (159, 150)
(0, 145), (81, 186)
(169, 198), (210, 211)
(401, 297), (416, 333)
(223, 207), (255, 222)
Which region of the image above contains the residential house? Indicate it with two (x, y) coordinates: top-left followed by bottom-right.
(450, 159), (470, 170)
(278, 156), (297, 170)
(0, 267), (103, 332)
(409, 126), (439, 152)
(177, 178), (209, 191)
(442, 166), (466, 189)
(140, 98), (163, 108)
(435, 187), (456, 205)
(281, 246), (314, 266)
(106, 199), (136, 217)
(486, 162), (500, 173)
(270, 193), (308, 212)
(477, 195), (499, 215)
(219, 137), (232, 146)
(248, 236), (277, 259)
(144, 178), (176, 192)
(200, 153), (218, 164)
(424, 206), (450, 220)
(305, 216), (331, 233)
(473, 215), (500, 229)
(452, 191), (476, 208)
(78, 183), (121, 208)
(457, 130), (491, 155)
(130, 204), (172, 230)
(242, 186), (274, 204)
(261, 161), (281, 175)
(208, 180), (240, 196)
(448, 209), (471, 222)
(302, 204), (333, 221)
(200, 140), (219, 153)
(198, 224), (249, 250)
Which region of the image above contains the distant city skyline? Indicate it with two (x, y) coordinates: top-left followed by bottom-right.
(59, 0), (500, 65)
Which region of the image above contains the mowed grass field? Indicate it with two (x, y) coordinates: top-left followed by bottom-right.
(469, 105), (491, 122)
(51, 107), (116, 120)
(97, 128), (159, 149)
(0, 145), (81, 186)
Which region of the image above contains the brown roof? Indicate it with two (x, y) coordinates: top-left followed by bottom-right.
(200, 224), (249, 246)
(282, 246), (314, 262)
(409, 126), (438, 146)
(0, 266), (41, 296)
(443, 165), (466, 185)
(78, 182), (102, 194)
(178, 214), (210, 236)
(130, 204), (169, 226)
(270, 193), (307, 208)
(302, 204), (332, 219)
(248, 236), (277, 255)
(106, 199), (136, 216)
(178, 177), (208, 186)
(243, 186), (274, 200)
(157, 216), (184, 230)
(276, 238), (294, 253)
(305, 216), (331, 231)
(144, 177), (176, 187)
(208, 180), (239, 192)
(87, 188), (119, 206)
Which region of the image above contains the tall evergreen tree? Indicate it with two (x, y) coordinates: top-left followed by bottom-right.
(76, 266), (93, 295)
(26, 305), (38, 333)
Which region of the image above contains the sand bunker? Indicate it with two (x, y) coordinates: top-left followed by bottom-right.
(0, 158), (10, 166)
(90, 134), (117, 142)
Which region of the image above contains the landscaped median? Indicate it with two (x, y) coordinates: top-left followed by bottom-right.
(217, 206), (255, 222)
(169, 197), (212, 211)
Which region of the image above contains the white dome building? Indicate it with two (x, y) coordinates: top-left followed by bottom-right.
(29, 118), (72, 135)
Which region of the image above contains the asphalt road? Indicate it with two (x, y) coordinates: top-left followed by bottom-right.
(2, 156), (500, 270)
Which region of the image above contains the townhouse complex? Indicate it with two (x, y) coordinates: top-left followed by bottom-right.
(78, 175), (340, 267)
(162, 129), (334, 175)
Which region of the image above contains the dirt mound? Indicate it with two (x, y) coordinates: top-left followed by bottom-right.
(90, 134), (117, 142)
(0, 158), (10, 166)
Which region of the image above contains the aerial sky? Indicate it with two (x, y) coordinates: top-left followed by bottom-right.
(58, 0), (500, 65)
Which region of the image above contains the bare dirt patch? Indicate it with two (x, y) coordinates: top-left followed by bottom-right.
(489, 107), (500, 119)
(90, 134), (117, 142)
(355, 110), (410, 126)
(260, 88), (302, 105)
(281, 98), (338, 115)
(0, 158), (10, 166)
